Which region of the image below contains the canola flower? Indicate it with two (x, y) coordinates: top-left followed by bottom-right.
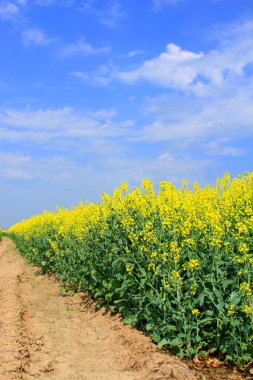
(192, 308), (200, 316)
(9, 172), (253, 368)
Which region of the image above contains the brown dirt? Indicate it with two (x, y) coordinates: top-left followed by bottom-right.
(0, 237), (250, 380)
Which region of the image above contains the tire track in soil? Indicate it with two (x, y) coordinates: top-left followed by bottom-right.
(0, 238), (48, 380)
(0, 238), (247, 380)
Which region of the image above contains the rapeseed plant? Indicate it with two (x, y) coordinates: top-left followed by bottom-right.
(9, 171), (253, 368)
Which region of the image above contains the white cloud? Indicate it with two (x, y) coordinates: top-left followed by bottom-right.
(71, 62), (116, 86)
(0, 106), (132, 147)
(0, 0), (27, 21)
(80, 0), (124, 28)
(141, 88), (253, 144)
(0, 152), (32, 179)
(15, 0), (26, 4)
(0, 1), (19, 20)
(22, 28), (55, 46)
(116, 43), (204, 89)
(0, 151), (91, 181)
(126, 50), (145, 58)
(61, 38), (111, 56)
(116, 19), (253, 95)
(71, 70), (111, 86)
(204, 139), (245, 157)
(0, 105), (212, 187)
(109, 18), (253, 158)
(99, 0), (123, 27)
(101, 150), (212, 188)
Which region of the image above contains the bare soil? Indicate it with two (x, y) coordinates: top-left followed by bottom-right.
(0, 237), (250, 380)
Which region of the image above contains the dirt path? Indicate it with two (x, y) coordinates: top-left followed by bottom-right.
(0, 238), (246, 380)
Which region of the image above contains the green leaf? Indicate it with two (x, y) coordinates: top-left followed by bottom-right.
(105, 293), (113, 302)
(123, 314), (139, 325)
(145, 322), (154, 332)
(216, 301), (225, 311)
(228, 291), (241, 306)
(198, 292), (206, 306)
(205, 310), (214, 316)
(157, 338), (170, 348)
(198, 317), (213, 325)
(168, 337), (183, 347)
(152, 331), (161, 343)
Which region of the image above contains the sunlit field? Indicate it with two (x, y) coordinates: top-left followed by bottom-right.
(9, 172), (253, 368)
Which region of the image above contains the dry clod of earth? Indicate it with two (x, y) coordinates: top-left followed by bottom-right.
(0, 238), (248, 380)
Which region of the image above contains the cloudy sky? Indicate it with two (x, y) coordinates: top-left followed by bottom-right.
(1, 0), (253, 227)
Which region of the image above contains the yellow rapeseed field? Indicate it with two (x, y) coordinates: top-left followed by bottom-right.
(9, 172), (253, 367)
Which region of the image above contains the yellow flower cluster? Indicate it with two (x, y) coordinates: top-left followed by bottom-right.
(192, 308), (200, 316)
(240, 282), (252, 296)
(9, 171), (253, 328)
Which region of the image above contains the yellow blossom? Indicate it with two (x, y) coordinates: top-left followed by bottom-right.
(192, 309), (200, 316)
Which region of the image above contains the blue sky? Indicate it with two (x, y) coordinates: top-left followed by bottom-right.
(1, 0), (253, 228)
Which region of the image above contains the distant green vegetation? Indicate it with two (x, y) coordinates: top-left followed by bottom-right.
(0, 228), (8, 241)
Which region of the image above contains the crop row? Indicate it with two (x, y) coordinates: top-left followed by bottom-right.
(9, 172), (253, 368)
